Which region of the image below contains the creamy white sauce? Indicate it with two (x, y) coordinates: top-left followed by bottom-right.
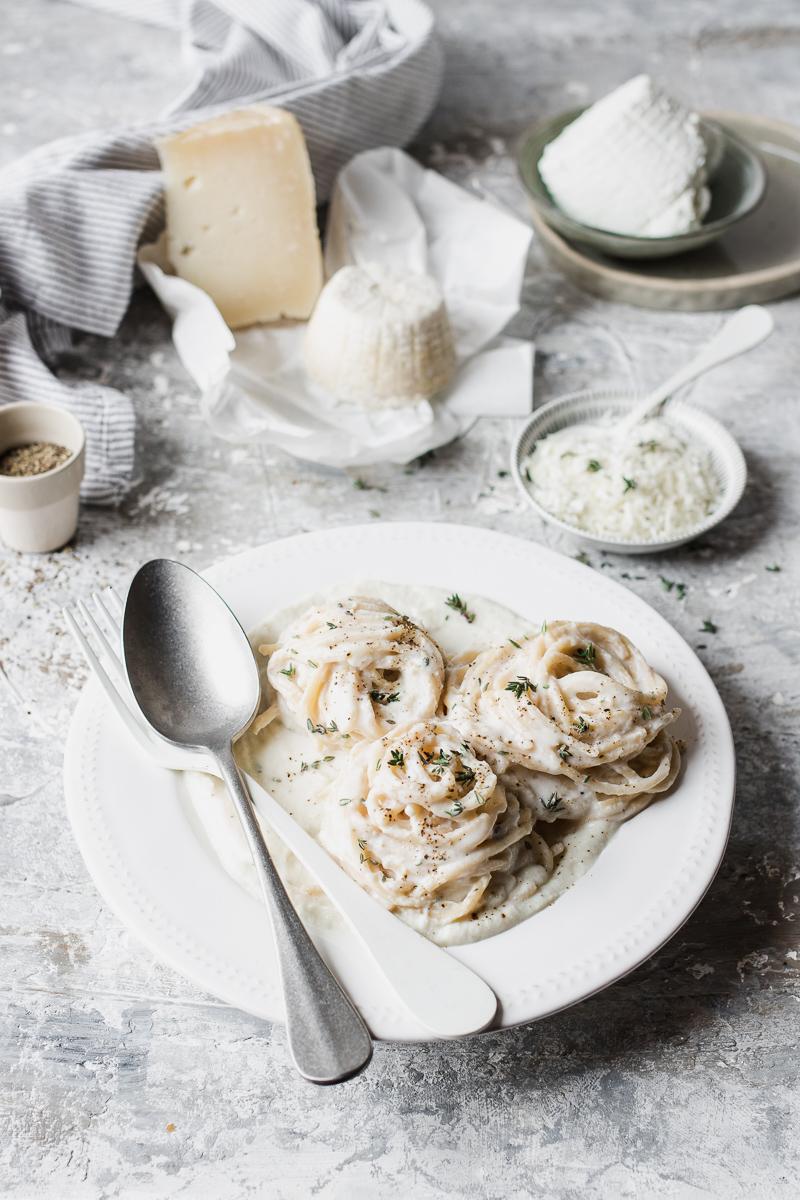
(523, 415), (720, 541)
(182, 583), (633, 946)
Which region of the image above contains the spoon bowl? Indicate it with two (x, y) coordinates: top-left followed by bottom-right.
(123, 559), (259, 751)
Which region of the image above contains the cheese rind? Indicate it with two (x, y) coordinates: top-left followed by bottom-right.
(157, 107), (323, 329)
(538, 75), (710, 238)
(304, 266), (457, 409)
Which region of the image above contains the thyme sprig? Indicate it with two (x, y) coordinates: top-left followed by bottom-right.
(445, 593), (475, 623)
(574, 643), (596, 667)
(307, 718), (338, 735)
(420, 749), (452, 775)
(505, 676), (535, 698)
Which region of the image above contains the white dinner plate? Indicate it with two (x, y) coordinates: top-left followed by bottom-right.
(64, 523), (735, 1041)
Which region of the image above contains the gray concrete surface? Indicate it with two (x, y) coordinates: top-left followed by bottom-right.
(1, 1), (798, 1197)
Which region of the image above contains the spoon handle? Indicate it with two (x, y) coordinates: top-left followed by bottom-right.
(215, 745), (373, 1085)
(242, 770), (498, 1039)
(617, 304), (774, 437)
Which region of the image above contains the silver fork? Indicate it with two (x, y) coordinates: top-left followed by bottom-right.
(64, 588), (498, 1040)
(64, 587), (217, 775)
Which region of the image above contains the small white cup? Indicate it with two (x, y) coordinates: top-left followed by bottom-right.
(0, 403), (86, 553)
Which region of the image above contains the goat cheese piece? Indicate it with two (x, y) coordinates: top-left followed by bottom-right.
(538, 75), (710, 237)
(157, 107), (323, 329)
(304, 266), (457, 409)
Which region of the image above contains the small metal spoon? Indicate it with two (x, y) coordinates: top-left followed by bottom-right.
(122, 559), (372, 1085)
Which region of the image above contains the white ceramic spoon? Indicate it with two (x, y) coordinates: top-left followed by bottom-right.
(615, 304), (774, 440)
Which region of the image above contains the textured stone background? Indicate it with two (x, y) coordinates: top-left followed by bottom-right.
(1, 1), (798, 1197)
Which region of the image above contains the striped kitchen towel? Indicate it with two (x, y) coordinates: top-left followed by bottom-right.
(0, 0), (442, 504)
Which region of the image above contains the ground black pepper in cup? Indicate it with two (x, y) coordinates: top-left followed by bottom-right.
(0, 441), (71, 477)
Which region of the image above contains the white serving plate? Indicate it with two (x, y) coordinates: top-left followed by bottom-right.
(64, 523), (735, 1041)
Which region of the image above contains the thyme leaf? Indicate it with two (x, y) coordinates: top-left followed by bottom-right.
(660, 576), (687, 600)
(353, 477), (387, 493)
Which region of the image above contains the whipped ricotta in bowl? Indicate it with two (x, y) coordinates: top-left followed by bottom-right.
(538, 74), (711, 238)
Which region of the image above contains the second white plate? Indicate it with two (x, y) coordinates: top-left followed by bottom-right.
(64, 523), (734, 1041)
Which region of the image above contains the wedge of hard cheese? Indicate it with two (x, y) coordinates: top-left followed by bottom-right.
(157, 107), (323, 329)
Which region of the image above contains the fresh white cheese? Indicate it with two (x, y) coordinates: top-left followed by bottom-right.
(304, 265), (456, 408)
(539, 75), (710, 237)
(157, 107), (323, 329)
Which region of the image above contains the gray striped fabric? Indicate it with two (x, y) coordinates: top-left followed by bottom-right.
(0, 0), (442, 504)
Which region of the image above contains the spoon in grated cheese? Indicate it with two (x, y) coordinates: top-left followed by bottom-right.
(615, 305), (773, 441)
(518, 306), (771, 548)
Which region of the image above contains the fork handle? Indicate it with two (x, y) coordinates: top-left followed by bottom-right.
(214, 744), (372, 1085)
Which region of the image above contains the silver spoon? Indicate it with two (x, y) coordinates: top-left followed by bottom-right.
(122, 559), (372, 1085)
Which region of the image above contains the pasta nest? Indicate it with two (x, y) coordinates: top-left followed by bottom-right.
(320, 720), (553, 931)
(450, 620), (679, 778)
(265, 596), (444, 742)
(501, 728), (680, 823)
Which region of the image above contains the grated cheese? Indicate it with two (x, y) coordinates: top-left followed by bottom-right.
(522, 416), (720, 541)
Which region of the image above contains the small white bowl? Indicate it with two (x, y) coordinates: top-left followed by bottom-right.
(511, 389), (747, 555)
(0, 403), (86, 553)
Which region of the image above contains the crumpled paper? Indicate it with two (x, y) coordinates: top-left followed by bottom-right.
(140, 147), (534, 468)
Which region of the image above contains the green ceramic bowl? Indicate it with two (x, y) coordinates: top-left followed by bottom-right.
(517, 109), (766, 260)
